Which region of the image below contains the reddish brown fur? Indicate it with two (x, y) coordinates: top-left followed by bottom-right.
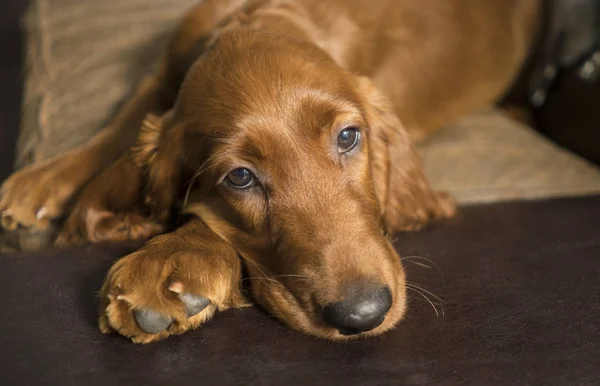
(0, 0), (541, 342)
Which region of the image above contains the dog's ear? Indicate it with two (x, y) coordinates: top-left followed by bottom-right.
(355, 76), (455, 232)
(133, 111), (185, 223)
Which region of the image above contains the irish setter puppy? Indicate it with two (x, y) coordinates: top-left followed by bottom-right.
(0, 0), (540, 342)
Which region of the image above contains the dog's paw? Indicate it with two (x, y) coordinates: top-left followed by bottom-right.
(56, 209), (164, 247)
(99, 233), (247, 343)
(433, 191), (457, 219)
(0, 157), (84, 232)
(55, 153), (164, 247)
(390, 191), (457, 232)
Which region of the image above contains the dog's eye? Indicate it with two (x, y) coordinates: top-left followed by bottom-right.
(225, 168), (255, 188)
(337, 127), (361, 153)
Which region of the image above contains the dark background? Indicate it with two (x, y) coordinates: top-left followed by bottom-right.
(0, 1), (27, 183)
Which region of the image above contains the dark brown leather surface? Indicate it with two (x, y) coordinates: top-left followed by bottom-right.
(1, 196), (599, 386)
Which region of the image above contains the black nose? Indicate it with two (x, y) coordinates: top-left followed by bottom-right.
(322, 286), (392, 335)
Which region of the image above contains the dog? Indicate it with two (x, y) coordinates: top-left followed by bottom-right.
(0, 0), (541, 343)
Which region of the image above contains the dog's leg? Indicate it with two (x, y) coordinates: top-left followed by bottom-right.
(99, 217), (248, 343)
(0, 74), (166, 236)
(53, 0), (256, 247)
(54, 149), (166, 246)
(1, 0), (249, 248)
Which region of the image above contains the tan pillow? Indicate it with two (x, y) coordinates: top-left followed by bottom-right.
(17, 0), (198, 168)
(15, 0), (600, 205)
(418, 110), (600, 203)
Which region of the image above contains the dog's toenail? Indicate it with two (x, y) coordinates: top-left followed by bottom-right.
(180, 293), (211, 317)
(133, 308), (172, 334)
(168, 282), (184, 294)
(115, 294), (132, 303)
(36, 207), (48, 220)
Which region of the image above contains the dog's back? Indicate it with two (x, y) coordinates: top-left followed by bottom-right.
(170, 0), (542, 139)
(281, 0), (542, 138)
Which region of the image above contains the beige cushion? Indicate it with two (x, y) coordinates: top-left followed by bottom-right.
(15, 0), (600, 204)
(417, 110), (600, 203)
(17, 0), (198, 168)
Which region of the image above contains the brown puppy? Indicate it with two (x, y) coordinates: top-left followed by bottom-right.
(0, 0), (541, 342)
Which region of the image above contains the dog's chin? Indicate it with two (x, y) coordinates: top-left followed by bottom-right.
(303, 313), (404, 341)
(252, 279), (407, 341)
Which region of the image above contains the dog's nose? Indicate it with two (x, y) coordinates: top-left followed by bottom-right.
(322, 286), (392, 335)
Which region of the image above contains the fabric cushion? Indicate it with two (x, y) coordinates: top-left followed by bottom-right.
(14, 0), (600, 203)
(417, 110), (600, 203)
(17, 0), (197, 168)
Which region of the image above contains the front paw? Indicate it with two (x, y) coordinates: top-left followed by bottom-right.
(0, 156), (84, 232)
(55, 152), (163, 246)
(98, 232), (248, 343)
(388, 191), (457, 232)
(56, 208), (164, 246)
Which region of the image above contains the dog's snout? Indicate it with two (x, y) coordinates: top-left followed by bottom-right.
(322, 285), (392, 335)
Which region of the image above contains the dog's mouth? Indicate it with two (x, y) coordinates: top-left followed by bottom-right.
(243, 263), (407, 341)
(316, 285), (395, 336)
(302, 290), (406, 341)
(318, 287), (406, 340)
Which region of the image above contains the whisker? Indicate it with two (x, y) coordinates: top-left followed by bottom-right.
(270, 274), (311, 280)
(405, 282), (445, 304)
(241, 276), (282, 284)
(242, 274), (311, 284)
(406, 295), (435, 304)
(401, 255), (445, 281)
(243, 259), (269, 278)
(404, 260), (433, 269)
(181, 160), (210, 212)
(241, 258), (286, 292)
(406, 286), (442, 317)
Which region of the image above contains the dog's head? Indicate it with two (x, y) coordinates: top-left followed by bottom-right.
(137, 28), (453, 339)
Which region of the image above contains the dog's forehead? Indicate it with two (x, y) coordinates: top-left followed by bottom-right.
(227, 92), (363, 156)
(223, 115), (318, 164)
(181, 29), (360, 119)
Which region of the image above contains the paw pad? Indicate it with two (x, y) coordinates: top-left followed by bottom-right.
(132, 293), (211, 334)
(134, 308), (172, 334)
(181, 293), (211, 317)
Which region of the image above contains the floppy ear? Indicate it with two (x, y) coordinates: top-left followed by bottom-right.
(356, 76), (456, 232)
(132, 111), (185, 223)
